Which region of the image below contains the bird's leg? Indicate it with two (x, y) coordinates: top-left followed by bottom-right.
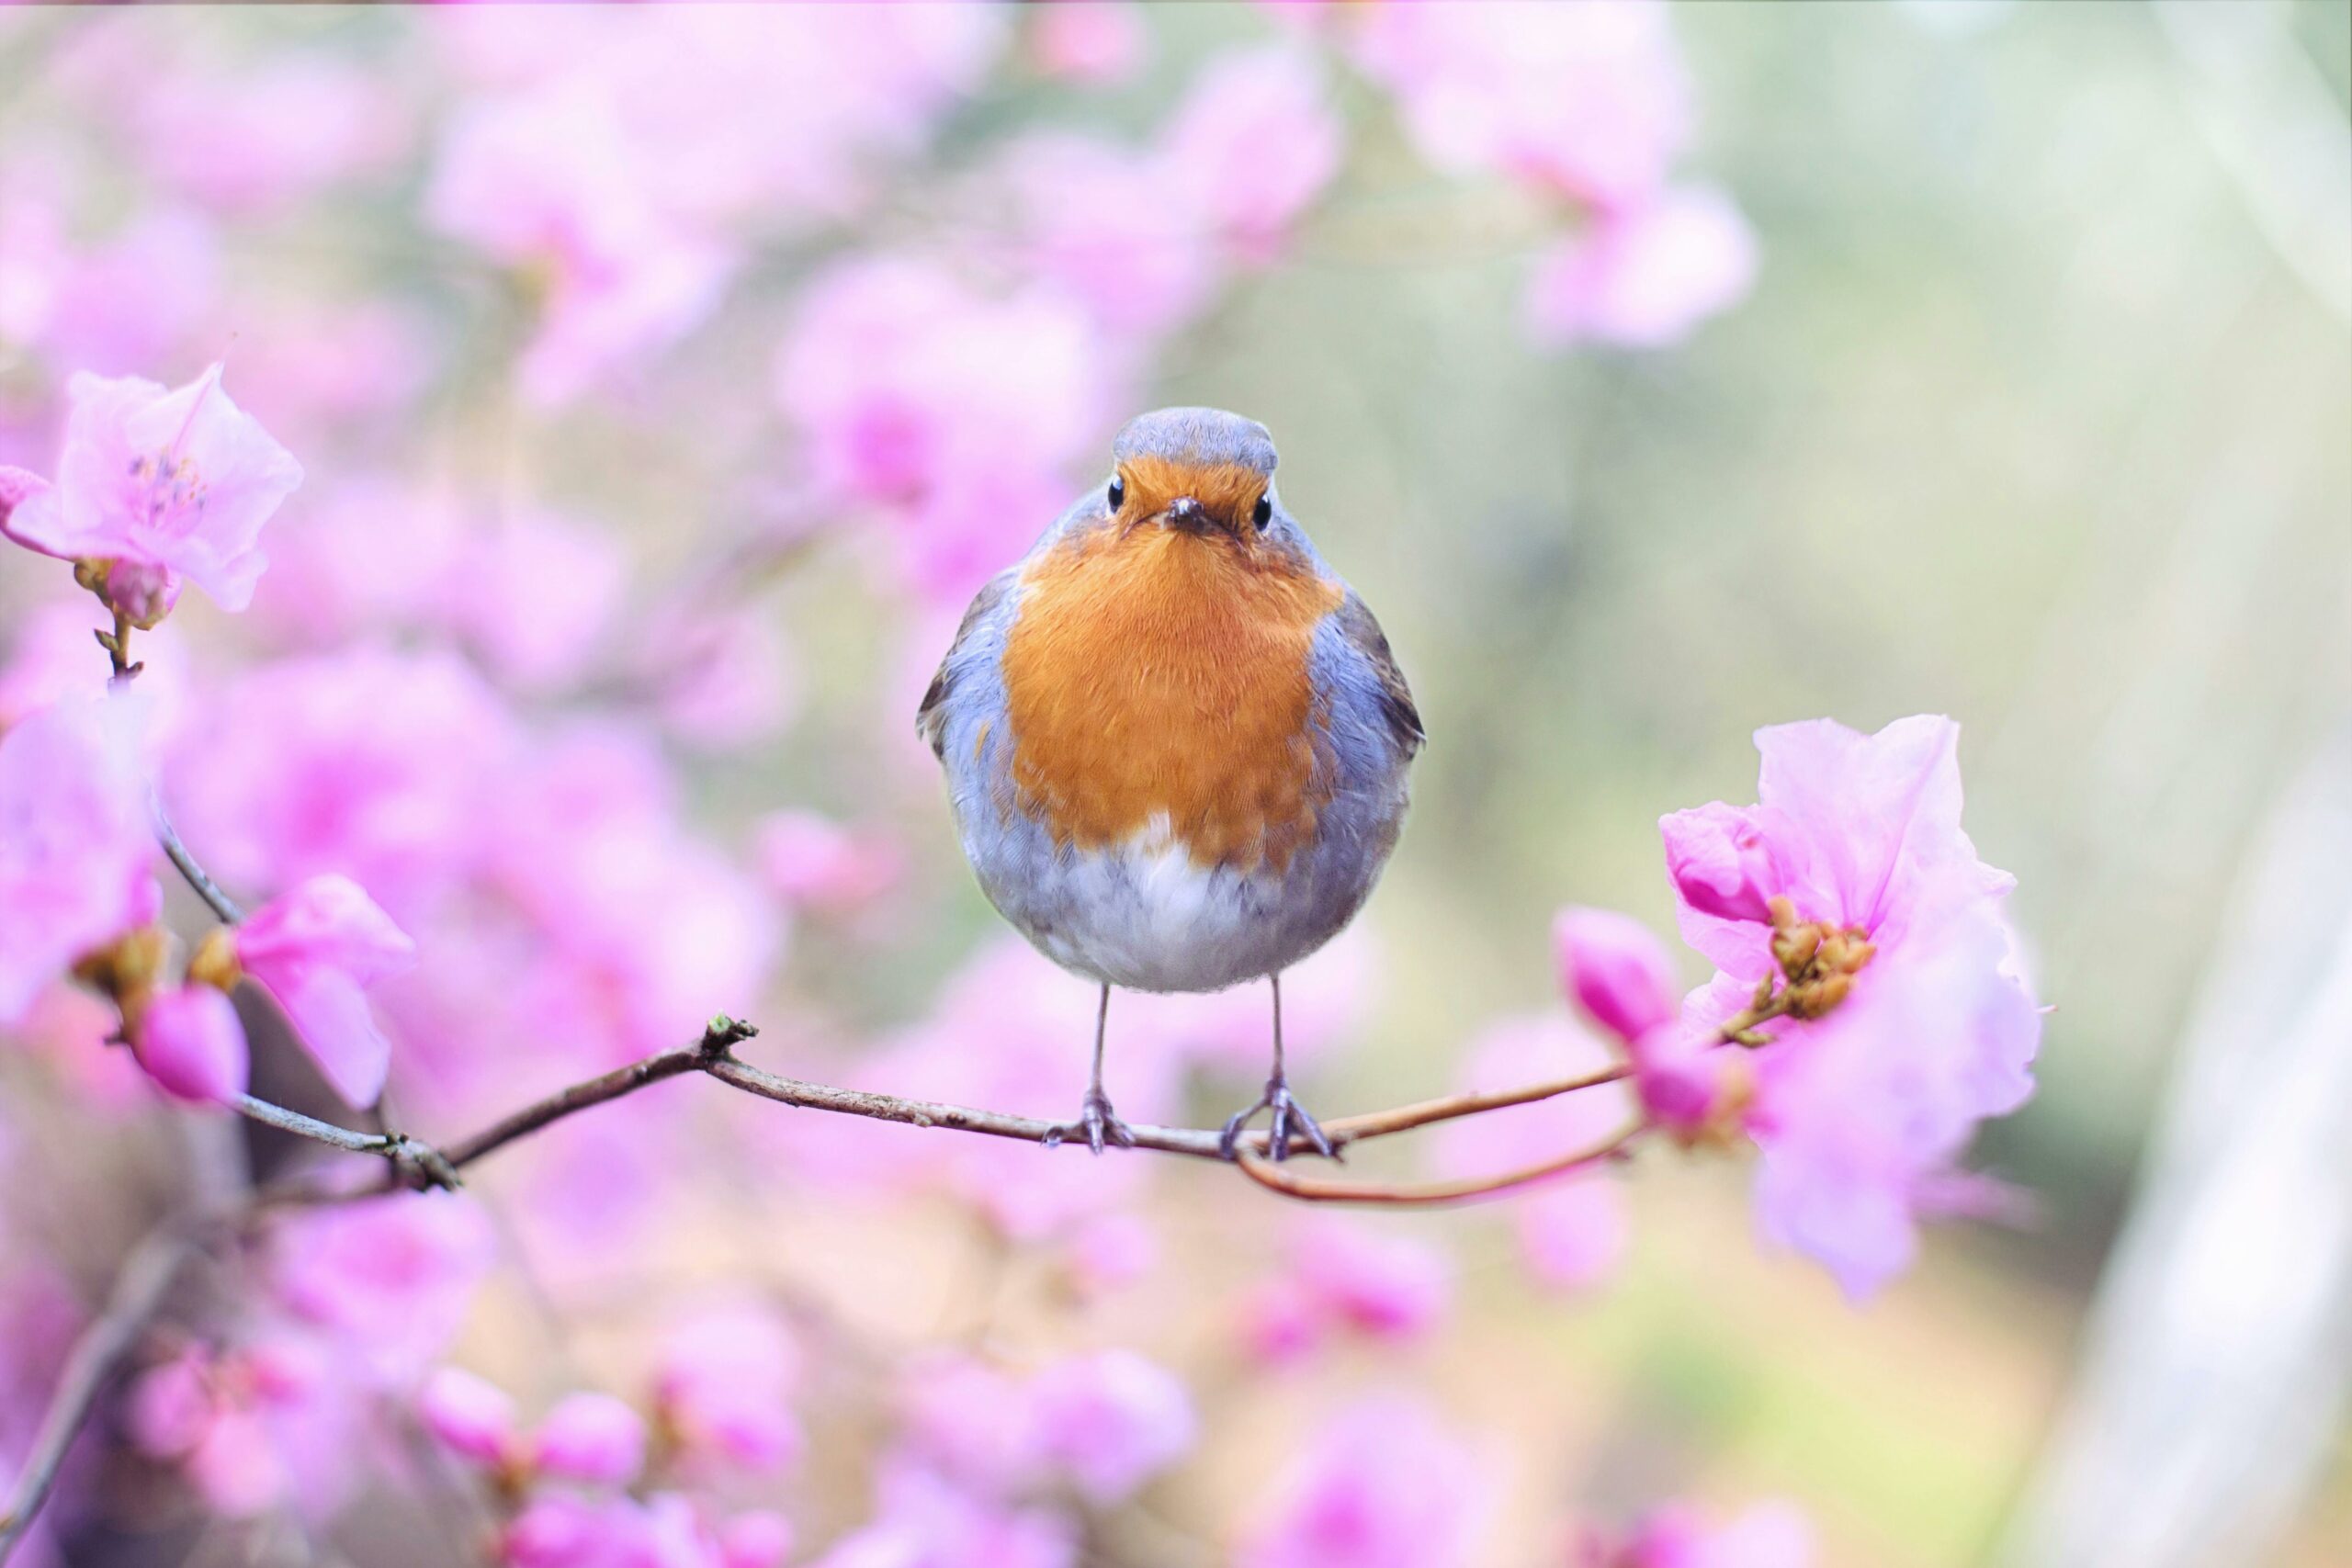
(1219, 973), (1337, 1163)
(1044, 983), (1136, 1155)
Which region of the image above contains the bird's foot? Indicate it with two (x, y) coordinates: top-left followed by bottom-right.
(1219, 1075), (1337, 1163)
(1042, 1088), (1136, 1156)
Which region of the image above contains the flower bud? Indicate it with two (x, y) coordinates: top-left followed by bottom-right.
(132, 986), (249, 1103)
(1659, 802), (1778, 924)
(533, 1392), (646, 1488)
(1553, 906), (1678, 1043)
(419, 1367), (520, 1470)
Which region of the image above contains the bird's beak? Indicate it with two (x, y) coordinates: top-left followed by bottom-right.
(1160, 496), (1214, 534)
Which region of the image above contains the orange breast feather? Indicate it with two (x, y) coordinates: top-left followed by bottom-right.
(1001, 525), (1343, 873)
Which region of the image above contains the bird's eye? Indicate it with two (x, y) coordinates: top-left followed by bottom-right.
(1107, 477), (1125, 511)
(1252, 495), (1273, 529)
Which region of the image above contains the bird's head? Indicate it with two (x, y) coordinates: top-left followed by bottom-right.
(1102, 407), (1299, 558)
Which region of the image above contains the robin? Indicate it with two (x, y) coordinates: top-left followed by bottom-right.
(919, 407), (1422, 1159)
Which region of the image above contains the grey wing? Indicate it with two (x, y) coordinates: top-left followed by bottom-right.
(916, 568), (1018, 761)
(1331, 591), (1425, 757)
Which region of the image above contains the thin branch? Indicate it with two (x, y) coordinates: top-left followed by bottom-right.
(1234, 1122), (1645, 1206)
(0, 1229), (196, 1562)
(231, 1095), (459, 1191)
(153, 799), (243, 924)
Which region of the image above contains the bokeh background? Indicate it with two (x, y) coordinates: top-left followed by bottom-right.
(1, 4), (2346, 1566)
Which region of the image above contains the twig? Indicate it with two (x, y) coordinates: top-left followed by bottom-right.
(0, 1229), (196, 1562)
(153, 799), (243, 924)
(1233, 1122), (1645, 1205)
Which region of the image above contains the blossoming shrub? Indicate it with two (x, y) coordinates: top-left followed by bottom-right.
(0, 6), (2040, 1566)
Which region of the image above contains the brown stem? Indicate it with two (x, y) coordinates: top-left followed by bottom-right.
(1232, 1122), (1645, 1205)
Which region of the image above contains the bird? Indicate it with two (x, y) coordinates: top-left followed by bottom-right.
(917, 407), (1423, 1160)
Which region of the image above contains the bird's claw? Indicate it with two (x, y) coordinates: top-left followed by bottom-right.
(1043, 1089), (1136, 1156)
(1219, 1076), (1337, 1163)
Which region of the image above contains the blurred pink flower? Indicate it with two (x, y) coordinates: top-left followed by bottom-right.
(427, 85), (732, 406)
(1237, 1394), (1491, 1568)
(483, 724), (782, 1066)
(3, 196), (221, 377)
(985, 132), (1217, 341)
(718, 1512), (794, 1568)
(1662, 716), (2041, 1297)
(754, 810), (905, 916)
(775, 254), (1114, 604)
(1351, 0), (1691, 210)
(653, 1299), (805, 1477)
(0, 692), (153, 1024)
(649, 604), (802, 753)
(125, 1337), (360, 1520)
(1030, 4), (1147, 85)
(445, 509), (630, 692)
(1028, 1349), (1197, 1505)
(432, 6), (1003, 229)
(1585, 1500), (1815, 1568)
(132, 985), (248, 1104)
(419, 1366), (521, 1470)
(234, 874), (417, 1107)
(3, 365), (301, 618)
(0, 467), (44, 533)
(167, 646), (514, 923)
(133, 52), (409, 215)
(1432, 1015), (1635, 1293)
(269, 1193), (496, 1383)
(815, 1459), (1077, 1568)
(1527, 186), (1757, 349)
(534, 1392), (647, 1489)
(1295, 1216), (1456, 1341)
(1555, 906), (1679, 1044)
(1161, 45), (1341, 265)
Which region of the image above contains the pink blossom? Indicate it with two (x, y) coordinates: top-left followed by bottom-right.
(1236, 1394), (1491, 1568)
(444, 508), (629, 692)
(9, 203), (222, 378)
(983, 133), (1217, 341)
(426, 85), (732, 407)
(534, 1392), (647, 1489)
(125, 1338), (361, 1519)
(648, 604), (802, 753)
(1662, 716), (2041, 1297)
(2, 366), (301, 617)
(775, 254), (1114, 604)
(0, 692), (153, 1024)
(431, 6), (1003, 229)
(753, 810), (904, 915)
(1031, 5), (1147, 86)
(814, 1460), (1077, 1568)
(1527, 186), (1758, 349)
(1160, 45), (1341, 265)
(1587, 1500), (1815, 1568)
(1432, 1015), (1635, 1293)
(1028, 1350), (1197, 1505)
(717, 1513), (794, 1568)
(132, 985), (248, 1104)
(1351, 0), (1692, 210)
(1293, 1217), (1456, 1340)
(132, 52), (409, 215)
(652, 1299), (804, 1476)
(1555, 906), (1679, 1043)
(234, 874), (417, 1107)
(419, 1366), (521, 1469)
(167, 646), (514, 924)
(269, 1193), (495, 1383)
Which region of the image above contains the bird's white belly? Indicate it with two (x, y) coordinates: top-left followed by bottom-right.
(967, 813), (1325, 994)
